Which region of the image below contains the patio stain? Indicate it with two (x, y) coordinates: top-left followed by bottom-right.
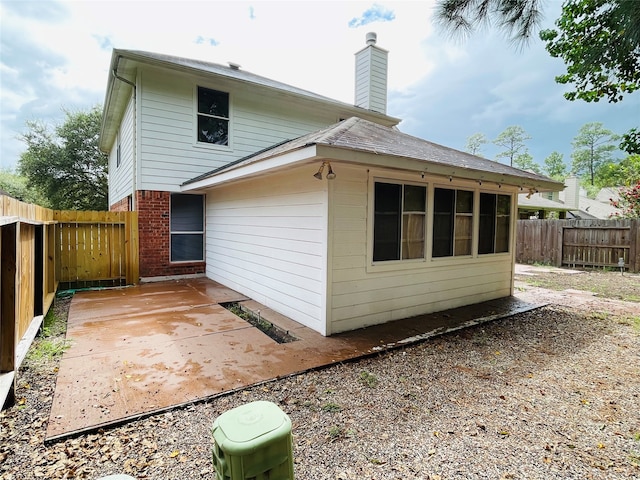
(45, 277), (543, 442)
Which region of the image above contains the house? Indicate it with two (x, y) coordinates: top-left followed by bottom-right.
(100, 34), (562, 336)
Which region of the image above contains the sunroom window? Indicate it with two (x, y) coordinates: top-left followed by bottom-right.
(197, 86), (229, 145)
(170, 194), (204, 262)
(432, 188), (474, 257)
(479, 193), (511, 254)
(373, 182), (426, 262)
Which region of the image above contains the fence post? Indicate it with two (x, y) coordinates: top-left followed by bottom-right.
(125, 212), (139, 285)
(630, 219), (640, 273)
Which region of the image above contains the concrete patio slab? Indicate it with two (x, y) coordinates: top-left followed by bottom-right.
(46, 278), (542, 441)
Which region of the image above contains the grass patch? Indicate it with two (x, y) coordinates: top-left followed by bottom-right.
(321, 402), (342, 413)
(26, 293), (72, 367)
(359, 370), (379, 388)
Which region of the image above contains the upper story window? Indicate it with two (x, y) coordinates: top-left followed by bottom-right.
(479, 193), (511, 254)
(197, 86), (229, 146)
(373, 182), (427, 262)
(432, 188), (474, 258)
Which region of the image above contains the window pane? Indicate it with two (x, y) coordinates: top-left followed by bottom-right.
(456, 190), (473, 213)
(454, 215), (472, 255)
(478, 193), (496, 254)
(171, 194), (204, 231)
(198, 87), (229, 117)
(373, 183), (401, 261)
(198, 116), (229, 145)
(402, 213), (425, 259)
(404, 185), (426, 212)
(171, 234), (204, 262)
(497, 194), (511, 215)
(432, 188), (454, 257)
(496, 194), (511, 253)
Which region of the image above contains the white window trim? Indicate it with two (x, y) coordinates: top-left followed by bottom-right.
(193, 84), (233, 151)
(169, 193), (205, 263)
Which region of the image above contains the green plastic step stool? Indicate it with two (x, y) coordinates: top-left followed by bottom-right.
(212, 400), (294, 480)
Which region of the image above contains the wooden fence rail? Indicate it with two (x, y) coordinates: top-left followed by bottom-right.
(516, 219), (640, 273)
(1, 195), (138, 408)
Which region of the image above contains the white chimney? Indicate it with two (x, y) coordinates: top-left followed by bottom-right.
(564, 176), (580, 209)
(354, 32), (388, 114)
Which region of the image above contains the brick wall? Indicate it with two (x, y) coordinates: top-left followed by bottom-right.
(135, 190), (206, 278)
(109, 196), (131, 212)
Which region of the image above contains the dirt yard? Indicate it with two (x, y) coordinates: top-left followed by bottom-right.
(1, 266), (639, 479)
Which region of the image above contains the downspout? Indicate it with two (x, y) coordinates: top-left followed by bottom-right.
(112, 55), (138, 210)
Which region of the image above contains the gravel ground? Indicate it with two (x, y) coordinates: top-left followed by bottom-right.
(1, 267), (639, 479)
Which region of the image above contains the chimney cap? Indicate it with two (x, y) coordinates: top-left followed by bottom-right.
(228, 62), (241, 70)
(365, 32), (377, 46)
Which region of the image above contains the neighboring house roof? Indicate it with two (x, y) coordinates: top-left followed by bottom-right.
(183, 117), (563, 192)
(517, 194), (572, 212)
(558, 188), (622, 219)
(100, 49), (401, 151)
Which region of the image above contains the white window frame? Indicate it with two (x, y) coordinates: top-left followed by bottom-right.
(169, 193), (205, 263)
(194, 85), (231, 150)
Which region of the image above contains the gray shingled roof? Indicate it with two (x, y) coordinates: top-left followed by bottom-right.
(185, 117), (562, 188)
(120, 50), (379, 112)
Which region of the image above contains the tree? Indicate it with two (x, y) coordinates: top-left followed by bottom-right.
(620, 128), (639, 155)
(540, 0), (640, 103)
(543, 151), (568, 180)
(571, 122), (619, 186)
(610, 180), (640, 218)
(465, 132), (488, 156)
(493, 125), (531, 166)
(596, 154), (640, 187)
(435, 0), (640, 104)
(18, 106), (108, 210)
(0, 169), (49, 205)
(435, 0), (545, 43)
(513, 151), (542, 174)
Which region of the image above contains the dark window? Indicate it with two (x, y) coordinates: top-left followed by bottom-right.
(479, 193), (511, 254)
(197, 86), (229, 145)
(432, 188), (474, 257)
(170, 194), (204, 262)
(373, 182), (426, 262)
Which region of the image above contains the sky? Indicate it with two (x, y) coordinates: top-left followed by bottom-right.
(1, 0), (638, 173)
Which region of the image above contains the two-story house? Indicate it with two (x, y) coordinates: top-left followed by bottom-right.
(100, 34), (562, 336)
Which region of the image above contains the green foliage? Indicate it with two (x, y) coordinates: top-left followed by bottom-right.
(493, 126), (531, 167)
(620, 128), (640, 155)
(513, 151), (542, 174)
(540, 0), (640, 104)
(610, 181), (640, 218)
(543, 151), (568, 180)
(359, 370), (379, 388)
(321, 402), (342, 412)
(465, 132), (488, 157)
(18, 105), (108, 210)
(571, 122), (619, 185)
(595, 154), (640, 187)
(0, 169), (49, 206)
(435, 0), (544, 43)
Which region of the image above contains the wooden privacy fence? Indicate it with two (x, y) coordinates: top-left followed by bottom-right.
(516, 219), (640, 272)
(55, 210), (139, 289)
(1, 194), (138, 408)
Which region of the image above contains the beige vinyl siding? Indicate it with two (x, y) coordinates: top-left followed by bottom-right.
(108, 94), (135, 205)
(328, 165), (515, 334)
(137, 67), (343, 192)
(205, 166), (328, 334)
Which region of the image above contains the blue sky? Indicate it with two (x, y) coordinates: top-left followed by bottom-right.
(1, 0), (638, 173)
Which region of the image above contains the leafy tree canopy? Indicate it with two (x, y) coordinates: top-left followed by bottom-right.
(18, 106), (108, 211)
(513, 151), (542, 174)
(465, 132), (488, 157)
(571, 122), (619, 186)
(0, 169), (49, 206)
(620, 127), (639, 155)
(540, 0), (640, 103)
(543, 151), (568, 180)
(595, 154), (640, 188)
(493, 125), (531, 166)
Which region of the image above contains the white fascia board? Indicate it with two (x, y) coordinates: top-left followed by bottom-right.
(182, 145), (321, 192)
(315, 145), (564, 192)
